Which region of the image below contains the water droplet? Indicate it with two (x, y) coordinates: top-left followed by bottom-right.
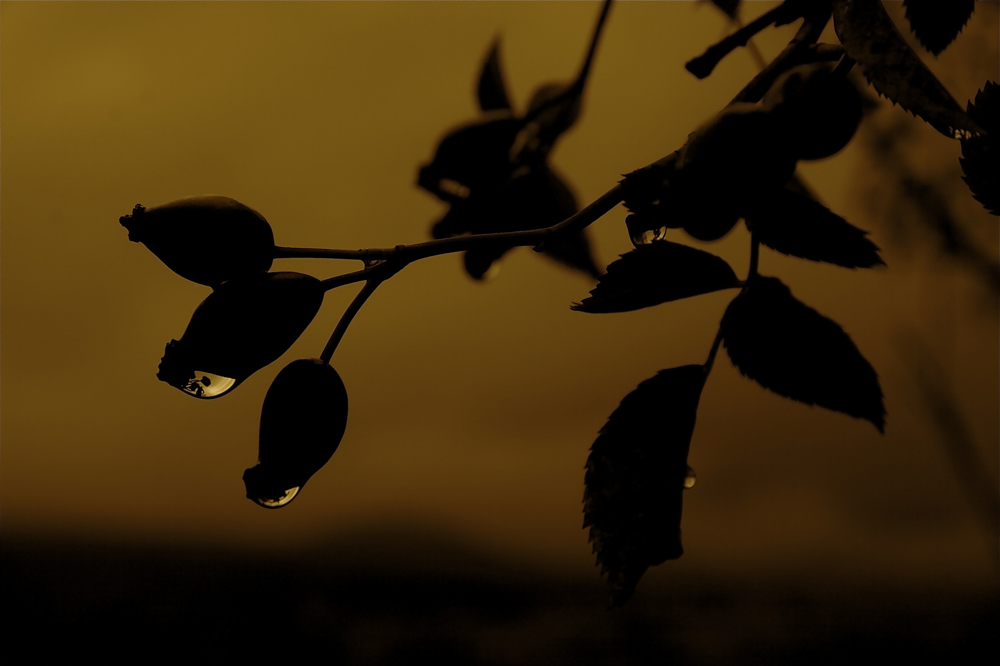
(181, 372), (238, 399)
(630, 226), (667, 247)
(254, 486), (301, 509)
(683, 465), (696, 490)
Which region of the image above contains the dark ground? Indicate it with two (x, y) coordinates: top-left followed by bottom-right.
(3, 529), (996, 664)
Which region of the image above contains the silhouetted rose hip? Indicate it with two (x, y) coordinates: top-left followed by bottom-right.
(763, 64), (863, 160)
(243, 358), (349, 509)
(119, 196), (275, 286)
(157, 272), (324, 399)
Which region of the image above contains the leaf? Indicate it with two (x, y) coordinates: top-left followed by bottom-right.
(902, 0), (975, 56)
(431, 165), (598, 279)
(832, 0), (985, 139)
(477, 40), (513, 112)
(708, 0), (740, 19)
(417, 114), (521, 202)
(721, 275), (885, 431)
(583, 365), (707, 607)
(960, 81), (1000, 216)
(744, 188), (885, 268)
(573, 241), (740, 314)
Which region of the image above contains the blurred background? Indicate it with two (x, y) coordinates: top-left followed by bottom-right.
(2, 1), (996, 661)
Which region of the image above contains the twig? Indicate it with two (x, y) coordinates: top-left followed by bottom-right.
(686, 1), (800, 79)
(321, 278), (385, 362)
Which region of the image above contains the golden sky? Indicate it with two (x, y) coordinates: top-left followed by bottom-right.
(2, 1), (997, 587)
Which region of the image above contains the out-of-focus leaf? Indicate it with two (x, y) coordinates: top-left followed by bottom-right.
(721, 275), (885, 431)
(511, 83), (584, 165)
(708, 0), (740, 19)
(832, 0), (985, 139)
(744, 188), (885, 268)
(960, 81), (999, 216)
(417, 114), (521, 202)
(583, 365), (707, 607)
(431, 165), (597, 279)
(573, 241), (739, 313)
(902, 0), (975, 56)
(477, 40), (513, 112)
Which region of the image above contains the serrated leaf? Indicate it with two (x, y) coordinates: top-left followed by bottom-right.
(960, 81), (1000, 215)
(832, 0), (985, 139)
(744, 188), (885, 268)
(584, 365), (707, 607)
(721, 275), (885, 431)
(708, 0), (740, 19)
(573, 241), (739, 313)
(902, 0), (975, 56)
(477, 40), (513, 112)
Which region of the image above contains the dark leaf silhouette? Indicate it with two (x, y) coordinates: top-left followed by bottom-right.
(708, 0), (740, 19)
(573, 241), (739, 313)
(721, 275), (885, 431)
(960, 81), (999, 216)
(417, 114), (521, 202)
(477, 40), (513, 113)
(432, 165), (598, 279)
(902, 0), (975, 56)
(744, 187), (885, 268)
(583, 365), (707, 607)
(832, 0), (985, 139)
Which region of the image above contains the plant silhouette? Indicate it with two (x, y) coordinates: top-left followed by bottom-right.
(119, 0), (996, 606)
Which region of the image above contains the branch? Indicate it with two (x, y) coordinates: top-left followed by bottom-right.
(285, 184), (623, 274)
(686, 1), (802, 79)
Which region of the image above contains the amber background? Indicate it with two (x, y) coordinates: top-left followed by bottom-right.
(1, 1), (997, 659)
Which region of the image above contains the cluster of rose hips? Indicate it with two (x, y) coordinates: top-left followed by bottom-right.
(120, 198), (346, 509)
(623, 63), (863, 246)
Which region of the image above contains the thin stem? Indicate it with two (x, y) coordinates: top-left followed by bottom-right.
(274, 246), (373, 262)
(574, 0), (613, 93)
(520, 0), (612, 127)
(398, 184), (622, 263)
(321, 265), (381, 292)
(320, 279), (383, 363)
(686, 1), (800, 79)
(729, 6), (832, 105)
(749, 236), (760, 276)
(704, 325), (725, 373)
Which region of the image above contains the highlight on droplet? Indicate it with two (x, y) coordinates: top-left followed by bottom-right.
(683, 465), (696, 489)
(253, 486), (301, 509)
(181, 371), (238, 399)
(631, 226), (667, 247)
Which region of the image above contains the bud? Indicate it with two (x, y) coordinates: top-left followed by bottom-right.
(119, 196), (275, 286)
(157, 272), (324, 399)
(244, 359), (349, 508)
